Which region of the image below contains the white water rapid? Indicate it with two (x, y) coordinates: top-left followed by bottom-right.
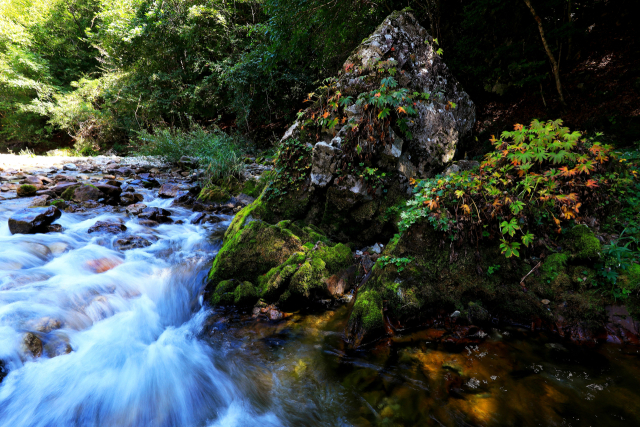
(0, 192), (283, 427)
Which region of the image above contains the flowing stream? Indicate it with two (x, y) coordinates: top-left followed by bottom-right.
(2, 172), (640, 426)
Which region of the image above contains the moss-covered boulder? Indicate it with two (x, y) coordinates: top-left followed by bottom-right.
(17, 184), (37, 197)
(207, 195), (354, 309)
(346, 221), (607, 346)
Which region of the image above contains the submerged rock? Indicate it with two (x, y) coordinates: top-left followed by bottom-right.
(22, 332), (43, 358)
(88, 220), (127, 234)
(8, 206), (62, 234)
(114, 235), (152, 251)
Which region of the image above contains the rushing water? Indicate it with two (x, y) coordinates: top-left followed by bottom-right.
(2, 174), (640, 427)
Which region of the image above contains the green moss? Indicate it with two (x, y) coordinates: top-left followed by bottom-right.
(60, 185), (79, 201)
(233, 281), (259, 306)
(315, 243), (352, 274)
(209, 280), (237, 305)
(241, 178), (268, 198)
(349, 288), (384, 332)
(17, 184), (37, 197)
(619, 264), (640, 292)
(198, 186), (231, 203)
(208, 203), (353, 308)
(567, 225), (601, 260)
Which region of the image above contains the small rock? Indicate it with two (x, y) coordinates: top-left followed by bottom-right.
(269, 308), (283, 321)
(62, 163), (77, 171)
(94, 183), (122, 198)
(541, 299), (550, 305)
(72, 184), (103, 202)
(114, 235), (152, 251)
(139, 207), (172, 223)
(85, 257), (123, 273)
(370, 243), (383, 254)
(16, 184), (38, 197)
(23, 175), (43, 186)
(138, 220), (159, 227)
(47, 224), (63, 233)
(28, 195), (50, 207)
(158, 183), (180, 198)
(88, 220), (127, 234)
(36, 189), (56, 198)
(142, 179), (161, 189)
(190, 212), (206, 224)
(126, 203), (147, 216)
(34, 317), (62, 333)
(22, 332), (43, 358)
(8, 206), (62, 234)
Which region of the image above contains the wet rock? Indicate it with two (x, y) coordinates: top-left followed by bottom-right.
(44, 336), (73, 358)
(190, 212), (207, 224)
(36, 189), (56, 198)
(28, 195), (50, 207)
(126, 203), (147, 216)
(139, 207), (173, 223)
(158, 182), (180, 198)
(34, 317), (62, 333)
(444, 160), (480, 176)
(235, 193), (256, 206)
(325, 265), (356, 296)
(8, 206), (62, 234)
(16, 184), (38, 197)
(85, 257), (123, 273)
(88, 220), (127, 234)
(71, 184), (104, 202)
(47, 224), (63, 233)
(22, 332), (43, 358)
(62, 163), (77, 171)
(138, 220), (160, 227)
(51, 182), (78, 195)
(114, 235), (152, 251)
(119, 192), (144, 205)
(113, 167), (134, 177)
(0, 360), (6, 383)
(142, 178), (161, 189)
(95, 183), (122, 198)
(23, 175), (43, 186)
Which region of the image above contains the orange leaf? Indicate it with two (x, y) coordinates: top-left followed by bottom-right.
(585, 179), (599, 188)
(397, 106), (407, 114)
(514, 123), (524, 131)
(322, 111), (329, 118)
(375, 93), (381, 98)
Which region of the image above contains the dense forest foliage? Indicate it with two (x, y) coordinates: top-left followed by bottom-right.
(0, 0), (636, 154)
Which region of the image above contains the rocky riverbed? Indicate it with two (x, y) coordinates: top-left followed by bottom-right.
(3, 154), (640, 426)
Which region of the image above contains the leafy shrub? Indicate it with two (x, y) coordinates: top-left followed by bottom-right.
(399, 119), (638, 259)
(135, 123), (246, 184)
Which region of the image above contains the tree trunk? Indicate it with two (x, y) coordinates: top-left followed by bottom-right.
(523, 0), (566, 107)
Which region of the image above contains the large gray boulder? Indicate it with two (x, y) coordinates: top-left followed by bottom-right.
(260, 10), (475, 244)
(283, 9), (475, 180)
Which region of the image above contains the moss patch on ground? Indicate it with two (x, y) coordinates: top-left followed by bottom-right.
(346, 221), (609, 344)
